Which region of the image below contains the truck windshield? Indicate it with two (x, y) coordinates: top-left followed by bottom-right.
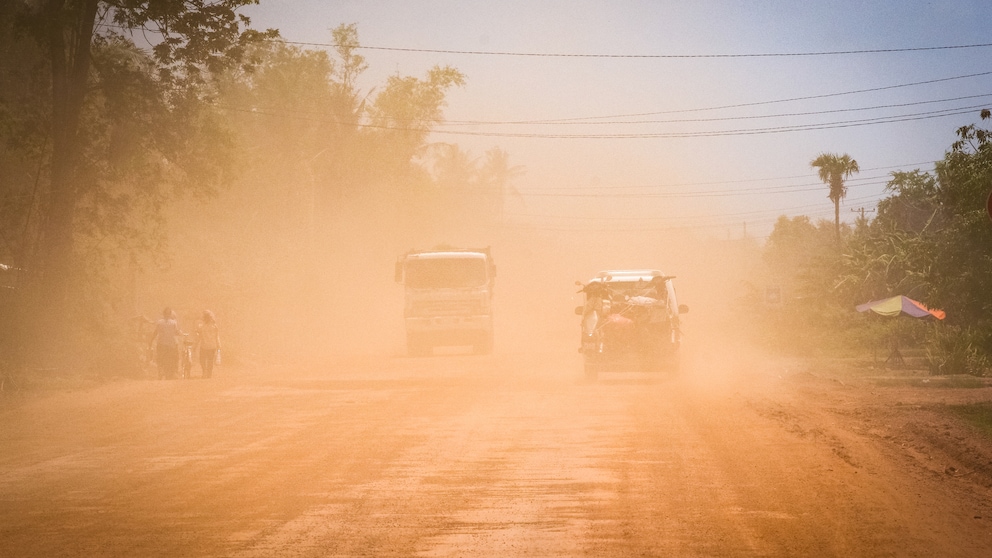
(406, 258), (488, 289)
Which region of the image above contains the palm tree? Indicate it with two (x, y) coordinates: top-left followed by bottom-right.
(810, 153), (860, 242)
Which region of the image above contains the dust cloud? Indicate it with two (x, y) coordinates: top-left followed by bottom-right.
(137, 180), (765, 376)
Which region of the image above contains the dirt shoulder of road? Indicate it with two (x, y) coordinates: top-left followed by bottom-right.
(746, 356), (992, 505)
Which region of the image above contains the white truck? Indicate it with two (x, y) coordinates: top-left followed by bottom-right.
(395, 247), (496, 356)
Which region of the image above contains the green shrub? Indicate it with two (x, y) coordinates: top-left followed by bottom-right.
(925, 325), (991, 376)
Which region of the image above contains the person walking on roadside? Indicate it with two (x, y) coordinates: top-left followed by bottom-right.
(148, 307), (181, 380)
(197, 310), (221, 379)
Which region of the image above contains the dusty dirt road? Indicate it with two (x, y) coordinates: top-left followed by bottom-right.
(2, 347), (991, 557)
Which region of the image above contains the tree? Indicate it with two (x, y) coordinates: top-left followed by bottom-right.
(926, 111), (992, 328)
(148, 24), (475, 359)
(764, 215), (842, 300)
(367, 65), (465, 173)
(480, 147), (525, 224)
(874, 170), (940, 233)
(754, 215), (849, 353)
(4, 0), (275, 367)
(834, 170), (942, 303)
(810, 152), (860, 242)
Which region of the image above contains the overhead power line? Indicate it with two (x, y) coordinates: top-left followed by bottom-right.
(524, 166), (937, 191)
(220, 102), (988, 139)
(221, 83), (992, 127)
(96, 23), (992, 60)
(503, 193), (885, 232)
(464, 71), (992, 123)
(441, 92), (992, 126)
(280, 39), (992, 59)
(521, 179), (891, 198)
(210, 68), (992, 132)
(519, 193), (884, 222)
(427, 104), (988, 139)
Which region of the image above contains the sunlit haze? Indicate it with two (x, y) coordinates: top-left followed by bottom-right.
(4, 3), (992, 555)
(177, 0), (992, 355)
(245, 0), (992, 239)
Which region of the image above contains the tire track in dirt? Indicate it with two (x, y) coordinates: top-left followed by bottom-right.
(3, 352), (992, 557)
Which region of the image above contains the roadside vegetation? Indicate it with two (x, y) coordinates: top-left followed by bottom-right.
(949, 402), (992, 438)
(0, 3), (520, 383)
(746, 112), (992, 376)
(0, 2), (988, 385)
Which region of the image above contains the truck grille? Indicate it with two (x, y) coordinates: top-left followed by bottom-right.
(410, 300), (479, 317)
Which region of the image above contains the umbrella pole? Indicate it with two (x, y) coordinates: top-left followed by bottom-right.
(884, 333), (905, 368)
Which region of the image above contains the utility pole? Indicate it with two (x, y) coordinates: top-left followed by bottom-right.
(851, 207), (876, 227)
(850, 207), (876, 220)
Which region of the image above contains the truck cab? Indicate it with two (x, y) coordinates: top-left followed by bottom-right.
(395, 248), (496, 356)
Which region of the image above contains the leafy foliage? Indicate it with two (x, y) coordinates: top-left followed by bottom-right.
(0, 2), (287, 373)
(925, 325), (990, 376)
(1, 6), (517, 373)
(141, 24), (516, 362)
(108, 0), (278, 88)
(759, 112), (992, 374)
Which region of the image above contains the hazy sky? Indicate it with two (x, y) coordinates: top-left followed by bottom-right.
(243, 1), (992, 239)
